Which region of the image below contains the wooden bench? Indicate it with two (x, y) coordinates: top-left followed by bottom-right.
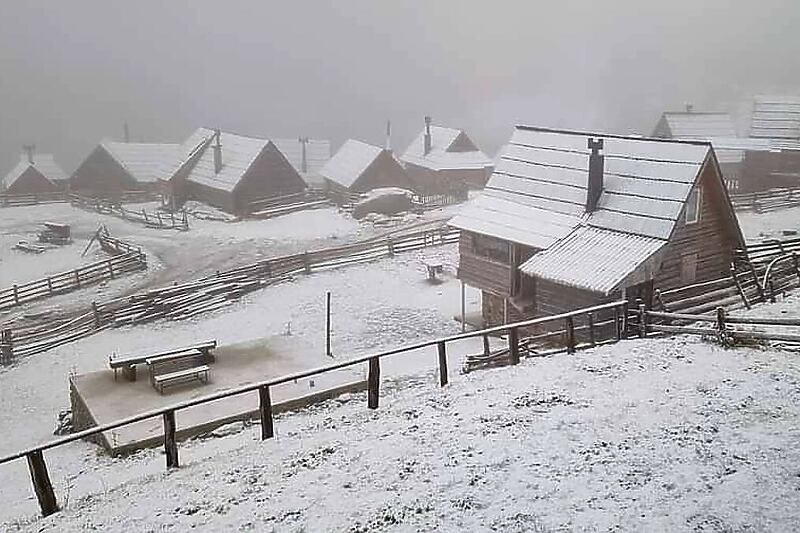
(425, 262), (444, 282)
(109, 339), (217, 382)
(153, 365), (210, 394)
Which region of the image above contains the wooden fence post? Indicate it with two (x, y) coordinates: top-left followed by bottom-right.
(13, 284), (19, 305)
(303, 252), (311, 274)
(163, 410), (179, 469)
(1, 329), (13, 364)
(91, 302), (101, 327)
(613, 306), (621, 341)
(367, 357), (380, 409)
(437, 341), (448, 386)
(769, 279), (776, 303)
(565, 316), (576, 353)
(26, 451), (58, 517)
(621, 301), (629, 339)
(259, 385), (274, 440)
(387, 237), (394, 256)
(715, 306), (726, 334)
(587, 313), (596, 347)
(107, 259), (115, 278)
(47, 277), (53, 294)
(638, 303), (647, 338)
(508, 327), (520, 365)
(74, 270), (81, 288)
(730, 263), (751, 309)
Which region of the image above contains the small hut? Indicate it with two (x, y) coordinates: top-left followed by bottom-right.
(2, 151), (67, 194)
(320, 139), (412, 199)
(450, 126), (744, 327)
(162, 128), (306, 214)
(400, 117), (493, 196)
(71, 141), (180, 193)
(273, 138), (331, 187)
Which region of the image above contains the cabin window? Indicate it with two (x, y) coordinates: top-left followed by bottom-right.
(472, 234), (509, 263)
(681, 253), (698, 283)
(685, 186), (702, 224)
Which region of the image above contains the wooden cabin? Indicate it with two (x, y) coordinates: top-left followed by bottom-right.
(652, 109), (742, 191)
(273, 138), (331, 188)
(2, 153), (67, 194)
(742, 95), (800, 191)
(320, 139), (412, 198)
(400, 117), (493, 195)
(162, 128), (306, 214)
(449, 126), (745, 327)
(707, 137), (800, 193)
(71, 141), (180, 193)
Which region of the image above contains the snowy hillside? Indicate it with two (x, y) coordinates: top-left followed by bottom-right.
(6, 331), (800, 531)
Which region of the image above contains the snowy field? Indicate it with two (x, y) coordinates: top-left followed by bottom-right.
(5, 331), (800, 531)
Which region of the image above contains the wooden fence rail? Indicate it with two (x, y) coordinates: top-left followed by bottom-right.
(71, 195), (189, 231)
(0, 251), (147, 312)
(730, 186), (800, 213)
(0, 227), (459, 360)
(0, 190), (159, 208)
(0, 299), (629, 517)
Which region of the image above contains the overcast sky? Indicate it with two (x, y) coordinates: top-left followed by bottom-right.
(1, 0), (799, 173)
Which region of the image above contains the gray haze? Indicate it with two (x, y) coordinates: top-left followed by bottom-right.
(1, 0), (799, 173)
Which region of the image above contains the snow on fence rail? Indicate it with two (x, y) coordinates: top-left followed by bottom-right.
(0, 190), (158, 208)
(0, 298), (629, 518)
(245, 190), (331, 219)
(0, 227), (459, 361)
(71, 195), (189, 230)
(0, 251), (147, 312)
(730, 186), (800, 213)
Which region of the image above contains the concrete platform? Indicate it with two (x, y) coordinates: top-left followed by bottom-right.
(70, 336), (364, 454)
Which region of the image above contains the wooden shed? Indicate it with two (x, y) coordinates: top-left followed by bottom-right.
(400, 117), (493, 196)
(2, 152), (67, 194)
(273, 138), (331, 188)
(71, 141), (180, 193)
(320, 139), (412, 197)
(449, 126), (744, 327)
(162, 128), (306, 214)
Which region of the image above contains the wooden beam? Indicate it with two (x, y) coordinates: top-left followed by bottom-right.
(259, 385), (274, 440)
(508, 327), (519, 365)
(162, 410), (178, 469)
(437, 341), (448, 386)
(367, 357), (380, 409)
(26, 451), (58, 517)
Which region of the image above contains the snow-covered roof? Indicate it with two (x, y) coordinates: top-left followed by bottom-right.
(450, 126), (739, 294)
(520, 226), (667, 295)
(319, 139), (386, 188)
(400, 125), (493, 171)
(2, 154), (67, 188)
(169, 128), (272, 193)
(272, 139), (331, 175)
(656, 112), (737, 140)
(708, 136), (800, 165)
(750, 95), (800, 140)
(101, 141), (180, 184)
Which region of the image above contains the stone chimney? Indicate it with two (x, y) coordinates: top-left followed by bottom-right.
(298, 137), (309, 174)
(685, 103), (694, 113)
(385, 120), (392, 152)
(586, 138), (604, 212)
(213, 129), (223, 174)
(423, 116), (432, 155)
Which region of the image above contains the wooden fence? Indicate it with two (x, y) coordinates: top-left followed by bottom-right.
(0, 299), (628, 517)
(71, 195), (189, 230)
(0, 227), (459, 361)
(0, 246), (147, 313)
(245, 190), (331, 219)
(730, 186), (800, 213)
(0, 190), (158, 208)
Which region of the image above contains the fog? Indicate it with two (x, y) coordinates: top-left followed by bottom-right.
(1, 0), (799, 173)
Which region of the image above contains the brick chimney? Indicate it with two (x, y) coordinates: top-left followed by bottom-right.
(423, 116), (432, 155)
(213, 129), (223, 174)
(586, 138), (604, 212)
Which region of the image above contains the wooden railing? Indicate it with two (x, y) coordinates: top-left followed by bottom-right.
(0, 190), (159, 208)
(0, 299), (628, 517)
(730, 186), (800, 213)
(71, 195), (189, 230)
(0, 251), (147, 312)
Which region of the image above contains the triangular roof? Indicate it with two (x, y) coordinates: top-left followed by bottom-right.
(166, 128), (290, 193)
(100, 141), (181, 184)
(750, 95), (800, 140)
(320, 139), (387, 188)
(2, 154), (67, 189)
(654, 111), (737, 140)
(450, 125), (744, 295)
(400, 125), (493, 171)
(272, 139), (331, 176)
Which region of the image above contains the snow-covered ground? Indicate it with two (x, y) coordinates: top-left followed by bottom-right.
(736, 205), (800, 241)
(5, 332), (800, 531)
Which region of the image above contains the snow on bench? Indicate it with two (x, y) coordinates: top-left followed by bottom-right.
(152, 365), (210, 395)
(108, 339), (217, 382)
